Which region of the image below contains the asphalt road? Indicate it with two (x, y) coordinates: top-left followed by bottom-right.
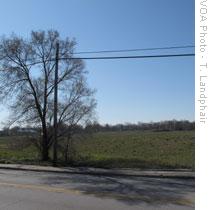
(0, 169), (194, 210)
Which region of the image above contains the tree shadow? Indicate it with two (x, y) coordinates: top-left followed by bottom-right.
(41, 173), (194, 207)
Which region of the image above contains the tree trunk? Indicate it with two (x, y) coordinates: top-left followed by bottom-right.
(64, 137), (70, 163)
(42, 143), (49, 161)
(41, 123), (49, 161)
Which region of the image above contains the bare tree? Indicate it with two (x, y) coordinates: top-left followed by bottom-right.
(0, 30), (96, 161)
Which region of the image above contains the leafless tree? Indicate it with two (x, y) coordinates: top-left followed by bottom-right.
(0, 30), (96, 161)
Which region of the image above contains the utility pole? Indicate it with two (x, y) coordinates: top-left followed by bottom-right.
(53, 42), (59, 166)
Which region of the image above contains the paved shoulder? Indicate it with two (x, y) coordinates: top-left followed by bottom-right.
(0, 164), (195, 178)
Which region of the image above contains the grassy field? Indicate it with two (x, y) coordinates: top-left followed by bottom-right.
(0, 136), (38, 163)
(0, 130), (194, 169)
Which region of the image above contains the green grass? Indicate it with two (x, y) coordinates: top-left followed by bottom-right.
(70, 130), (195, 169)
(0, 131), (194, 169)
(0, 136), (38, 164)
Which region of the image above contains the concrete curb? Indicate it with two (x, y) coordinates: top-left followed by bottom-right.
(0, 164), (195, 179)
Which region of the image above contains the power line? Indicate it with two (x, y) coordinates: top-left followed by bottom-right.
(62, 53), (195, 60)
(74, 45), (195, 55)
(26, 53), (195, 67)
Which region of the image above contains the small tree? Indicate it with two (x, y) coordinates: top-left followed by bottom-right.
(0, 30), (96, 161)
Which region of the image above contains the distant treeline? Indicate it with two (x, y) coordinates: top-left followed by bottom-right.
(0, 120), (194, 136)
(85, 120), (195, 132)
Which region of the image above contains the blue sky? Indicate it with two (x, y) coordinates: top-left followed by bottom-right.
(0, 0), (194, 126)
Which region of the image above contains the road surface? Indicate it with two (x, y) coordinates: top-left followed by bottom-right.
(0, 169), (194, 210)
